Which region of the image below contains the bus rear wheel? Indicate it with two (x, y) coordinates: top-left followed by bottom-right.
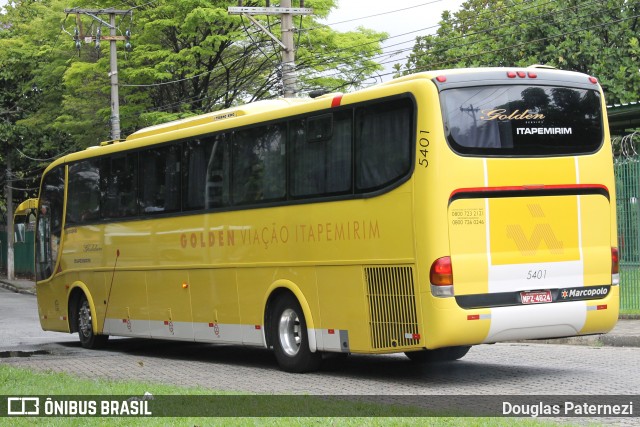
(77, 294), (109, 349)
(271, 294), (321, 373)
(405, 346), (471, 363)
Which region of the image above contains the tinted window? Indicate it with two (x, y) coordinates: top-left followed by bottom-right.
(355, 98), (413, 191)
(440, 85), (602, 156)
(291, 111), (352, 198)
(139, 145), (181, 213)
(184, 134), (230, 210)
(67, 160), (101, 224)
(232, 124), (286, 204)
(101, 154), (138, 219)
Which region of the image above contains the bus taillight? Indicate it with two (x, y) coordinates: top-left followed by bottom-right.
(430, 256), (454, 297)
(612, 247), (620, 285)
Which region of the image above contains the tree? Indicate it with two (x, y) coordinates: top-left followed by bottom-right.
(0, 0), (71, 213)
(398, 0), (640, 105)
(45, 0), (387, 143)
(2, 0), (387, 150)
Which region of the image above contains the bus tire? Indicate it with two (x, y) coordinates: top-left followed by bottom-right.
(405, 346), (471, 363)
(271, 294), (321, 373)
(77, 294), (109, 349)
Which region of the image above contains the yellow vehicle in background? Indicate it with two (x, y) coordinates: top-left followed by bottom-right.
(34, 67), (619, 372)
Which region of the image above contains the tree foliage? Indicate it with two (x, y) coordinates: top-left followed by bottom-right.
(0, 0), (71, 214)
(398, 0), (640, 104)
(0, 0), (386, 209)
(58, 0), (386, 139)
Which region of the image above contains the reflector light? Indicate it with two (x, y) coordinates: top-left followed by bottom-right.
(507, 71), (517, 78)
(436, 75), (447, 82)
(517, 71), (526, 78)
(612, 247), (620, 285)
(467, 314), (480, 321)
(597, 305), (608, 311)
(430, 256), (453, 286)
(331, 95), (343, 107)
(611, 247), (619, 275)
(527, 72), (537, 78)
(589, 76), (598, 84)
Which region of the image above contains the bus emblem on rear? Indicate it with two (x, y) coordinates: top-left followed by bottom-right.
(506, 204), (564, 256)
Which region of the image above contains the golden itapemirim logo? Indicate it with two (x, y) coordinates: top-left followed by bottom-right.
(480, 109), (545, 121)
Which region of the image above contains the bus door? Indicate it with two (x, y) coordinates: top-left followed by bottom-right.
(35, 166), (66, 329)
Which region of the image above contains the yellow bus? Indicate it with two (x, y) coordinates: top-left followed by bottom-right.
(35, 67), (619, 372)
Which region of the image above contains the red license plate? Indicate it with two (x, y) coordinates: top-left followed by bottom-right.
(520, 290), (552, 305)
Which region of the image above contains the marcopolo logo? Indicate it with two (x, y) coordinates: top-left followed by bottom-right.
(560, 286), (609, 300)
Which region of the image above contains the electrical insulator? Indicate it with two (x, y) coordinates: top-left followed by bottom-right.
(125, 29), (132, 51)
(95, 28), (101, 49)
(74, 27), (81, 50)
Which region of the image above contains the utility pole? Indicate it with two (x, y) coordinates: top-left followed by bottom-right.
(228, 1), (313, 98)
(65, 8), (132, 140)
(5, 156), (14, 280)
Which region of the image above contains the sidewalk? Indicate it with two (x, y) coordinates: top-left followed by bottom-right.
(1, 276), (639, 347)
(0, 276), (36, 295)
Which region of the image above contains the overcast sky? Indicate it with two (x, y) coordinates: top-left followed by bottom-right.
(323, 0), (466, 80)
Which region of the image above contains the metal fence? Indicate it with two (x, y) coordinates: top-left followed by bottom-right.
(614, 132), (640, 312)
(0, 227), (35, 278)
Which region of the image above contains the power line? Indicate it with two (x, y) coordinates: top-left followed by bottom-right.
(297, 0), (628, 90)
(321, 0), (448, 27)
(122, 0), (634, 118)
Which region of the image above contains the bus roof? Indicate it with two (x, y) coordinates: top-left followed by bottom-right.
(126, 99), (310, 141)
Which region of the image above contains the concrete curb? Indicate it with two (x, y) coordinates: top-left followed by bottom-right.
(516, 334), (640, 347)
(0, 280), (35, 296)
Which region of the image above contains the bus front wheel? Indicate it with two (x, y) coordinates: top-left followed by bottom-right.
(271, 294), (321, 373)
(77, 294), (109, 349)
(405, 346), (471, 363)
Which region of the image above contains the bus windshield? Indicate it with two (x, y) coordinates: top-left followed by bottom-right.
(440, 85), (602, 156)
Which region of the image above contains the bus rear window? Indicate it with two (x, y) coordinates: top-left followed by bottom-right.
(440, 85), (602, 156)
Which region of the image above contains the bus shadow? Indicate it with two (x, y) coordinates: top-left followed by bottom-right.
(55, 338), (567, 387)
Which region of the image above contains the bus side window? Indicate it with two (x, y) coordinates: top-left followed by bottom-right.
(184, 134), (230, 211)
(355, 98), (413, 192)
(232, 124), (286, 204)
(306, 114), (332, 143)
(100, 153), (138, 219)
(67, 160), (101, 224)
(291, 111), (352, 198)
(139, 145), (181, 214)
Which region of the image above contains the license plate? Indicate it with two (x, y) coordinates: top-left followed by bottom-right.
(520, 290), (552, 305)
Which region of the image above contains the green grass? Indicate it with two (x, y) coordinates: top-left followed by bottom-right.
(0, 365), (562, 426)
